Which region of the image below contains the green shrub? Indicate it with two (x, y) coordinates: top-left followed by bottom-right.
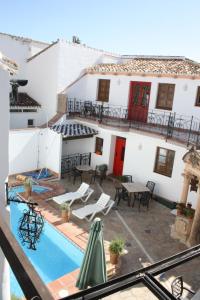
(109, 238), (125, 255)
(60, 203), (70, 211)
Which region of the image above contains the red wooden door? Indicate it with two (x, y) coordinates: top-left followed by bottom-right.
(113, 137), (126, 176)
(128, 81), (151, 122)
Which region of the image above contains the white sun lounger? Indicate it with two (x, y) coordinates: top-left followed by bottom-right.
(52, 182), (93, 207)
(72, 193), (115, 221)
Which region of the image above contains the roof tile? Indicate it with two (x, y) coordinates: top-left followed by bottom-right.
(87, 57), (200, 77)
(10, 93), (41, 107)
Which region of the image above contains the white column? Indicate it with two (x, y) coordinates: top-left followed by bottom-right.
(187, 183), (200, 246)
(180, 172), (192, 205)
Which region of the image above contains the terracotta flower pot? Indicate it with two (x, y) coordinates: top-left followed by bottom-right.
(61, 210), (70, 222)
(177, 209), (183, 216)
(110, 251), (119, 265)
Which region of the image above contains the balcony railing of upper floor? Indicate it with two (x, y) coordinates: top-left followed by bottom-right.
(67, 98), (200, 148)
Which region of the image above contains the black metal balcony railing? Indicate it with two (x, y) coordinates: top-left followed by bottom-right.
(61, 152), (91, 174)
(67, 98), (200, 148)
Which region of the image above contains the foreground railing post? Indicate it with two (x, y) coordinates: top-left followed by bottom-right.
(196, 122), (200, 149)
(89, 152), (91, 166)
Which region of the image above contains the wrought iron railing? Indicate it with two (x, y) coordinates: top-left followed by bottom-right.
(61, 152), (91, 174)
(67, 98), (200, 148)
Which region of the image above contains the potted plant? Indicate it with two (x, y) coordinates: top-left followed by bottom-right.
(184, 206), (195, 219)
(24, 177), (32, 198)
(109, 238), (125, 265)
(60, 203), (70, 222)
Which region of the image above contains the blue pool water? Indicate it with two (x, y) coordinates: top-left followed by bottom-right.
(9, 185), (84, 298)
(8, 184), (51, 198)
(24, 169), (52, 179)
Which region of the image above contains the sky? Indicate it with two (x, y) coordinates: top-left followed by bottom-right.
(1, 0), (200, 61)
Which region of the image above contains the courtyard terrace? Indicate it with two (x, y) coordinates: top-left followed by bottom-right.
(8, 173), (200, 299)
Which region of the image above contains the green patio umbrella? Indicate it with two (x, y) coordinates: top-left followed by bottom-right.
(76, 217), (107, 290)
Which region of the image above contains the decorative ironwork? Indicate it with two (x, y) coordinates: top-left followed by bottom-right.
(67, 98), (200, 148)
(18, 203), (44, 250)
(61, 152), (91, 174)
(9, 197), (44, 250)
(189, 150), (200, 168)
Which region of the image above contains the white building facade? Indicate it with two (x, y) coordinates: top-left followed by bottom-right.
(2, 32), (200, 211)
(0, 51), (18, 300)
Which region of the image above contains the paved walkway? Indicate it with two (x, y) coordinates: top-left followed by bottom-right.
(59, 175), (200, 299)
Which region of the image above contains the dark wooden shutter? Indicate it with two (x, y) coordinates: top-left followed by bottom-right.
(95, 137), (104, 155)
(156, 83), (175, 110)
(154, 147), (175, 177)
(195, 86), (200, 106)
(97, 79), (110, 102)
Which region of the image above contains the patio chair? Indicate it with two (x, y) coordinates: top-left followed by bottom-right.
(146, 181), (155, 198)
(132, 191), (151, 211)
(69, 168), (82, 185)
(90, 164), (108, 185)
(114, 175), (133, 206)
(171, 276), (195, 299)
(72, 193), (114, 221)
(52, 182), (93, 207)
(122, 175), (133, 183)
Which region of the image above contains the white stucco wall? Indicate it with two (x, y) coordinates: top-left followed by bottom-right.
(9, 110), (44, 129)
(62, 137), (94, 156)
(123, 132), (188, 204)
(67, 74), (200, 119)
(0, 33), (48, 82)
(57, 40), (120, 93)
(26, 42), (59, 122)
(71, 118), (196, 206)
(38, 129), (62, 176)
(28, 41), (49, 57)
(9, 128), (62, 176)
(0, 34), (29, 80)
(9, 129), (39, 174)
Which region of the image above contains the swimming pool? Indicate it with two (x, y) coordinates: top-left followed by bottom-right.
(9, 186), (84, 298)
(8, 184), (51, 198)
(24, 168), (52, 180)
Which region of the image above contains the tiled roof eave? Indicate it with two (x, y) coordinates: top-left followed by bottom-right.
(10, 105), (40, 108)
(63, 133), (96, 140)
(86, 70), (200, 79)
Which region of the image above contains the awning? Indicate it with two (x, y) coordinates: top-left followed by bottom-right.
(50, 122), (98, 139)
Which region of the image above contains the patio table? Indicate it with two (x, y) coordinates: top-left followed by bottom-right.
(76, 165), (92, 172)
(121, 182), (150, 206)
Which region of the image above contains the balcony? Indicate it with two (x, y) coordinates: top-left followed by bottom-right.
(67, 98), (200, 148)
